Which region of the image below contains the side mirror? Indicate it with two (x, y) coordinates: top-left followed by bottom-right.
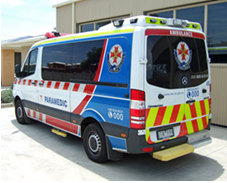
(15, 64), (21, 77)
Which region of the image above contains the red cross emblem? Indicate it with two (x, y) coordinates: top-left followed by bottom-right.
(178, 43), (189, 61)
(110, 46), (122, 64)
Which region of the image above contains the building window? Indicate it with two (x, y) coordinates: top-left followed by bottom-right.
(176, 6), (204, 30)
(95, 21), (111, 30)
(79, 16), (129, 33)
(207, 2), (227, 48)
(150, 11), (173, 18)
(81, 23), (94, 32)
(15, 52), (21, 66)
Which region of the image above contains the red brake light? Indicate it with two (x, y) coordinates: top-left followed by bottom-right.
(130, 89), (146, 129)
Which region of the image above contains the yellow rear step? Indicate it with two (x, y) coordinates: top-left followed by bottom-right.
(153, 143), (194, 161)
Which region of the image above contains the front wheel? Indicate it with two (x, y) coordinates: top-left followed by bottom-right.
(83, 123), (107, 163)
(15, 100), (30, 124)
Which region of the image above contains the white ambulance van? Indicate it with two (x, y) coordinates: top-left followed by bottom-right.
(13, 15), (212, 163)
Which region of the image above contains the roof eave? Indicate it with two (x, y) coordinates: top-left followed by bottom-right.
(53, 0), (83, 8)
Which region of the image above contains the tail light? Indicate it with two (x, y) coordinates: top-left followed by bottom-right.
(130, 89), (146, 129)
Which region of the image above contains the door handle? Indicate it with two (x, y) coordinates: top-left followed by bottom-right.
(39, 82), (44, 86)
(186, 99), (195, 104)
(202, 89), (207, 93)
(31, 82), (37, 85)
(158, 94), (164, 99)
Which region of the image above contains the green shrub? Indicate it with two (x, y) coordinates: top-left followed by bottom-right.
(1, 89), (13, 103)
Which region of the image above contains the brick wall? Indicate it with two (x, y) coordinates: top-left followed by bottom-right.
(1, 49), (15, 86)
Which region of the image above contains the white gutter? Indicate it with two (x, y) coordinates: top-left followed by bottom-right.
(53, 0), (83, 8)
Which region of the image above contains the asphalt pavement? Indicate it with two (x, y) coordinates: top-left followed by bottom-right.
(1, 107), (227, 181)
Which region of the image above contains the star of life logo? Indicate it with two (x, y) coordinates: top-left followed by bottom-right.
(107, 44), (125, 73)
(174, 41), (192, 71)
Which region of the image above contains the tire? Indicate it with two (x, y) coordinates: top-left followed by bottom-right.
(83, 123), (108, 163)
(15, 100), (30, 124)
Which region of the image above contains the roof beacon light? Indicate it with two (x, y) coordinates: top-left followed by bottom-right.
(45, 31), (70, 39)
(113, 19), (124, 27)
(166, 18), (189, 27)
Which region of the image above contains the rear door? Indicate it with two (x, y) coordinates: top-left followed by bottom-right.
(144, 29), (210, 144)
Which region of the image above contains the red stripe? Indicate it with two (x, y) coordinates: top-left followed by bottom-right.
(23, 79), (26, 85)
(14, 79), (18, 84)
(72, 95), (91, 114)
(47, 81), (52, 88)
(46, 115), (72, 132)
(191, 120), (199, 133)
(145, 29), (205, 40)
(33, 111), (36, 119)
(34, 80), (38, 86)
(145, 109), (150, 121)
(27, 109), (31, 117)
(39, 113), (43, 121)
(147, 135), (154, 144)
(200, 100), (206, 116)
(169, 104), (180, 123)
(28, 80), (32, 86)
(72, 124), (79, 135)
(63, 82), (70, 90)
(72, 83), (80, 91)
(18, 80), (21, 85)
(202, 116), (208, 129)
(54, 82), (60, 89)
(153, 106), (167, 126)
(83, 85), (95, 94)
(178, 122), (188, 137)
(189, 104), (199, 132)
(93, 39), (107, 81)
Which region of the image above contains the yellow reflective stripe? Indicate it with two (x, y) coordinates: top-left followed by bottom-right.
(161, 105), (174, 125)
(75, 28), (134, 39)
(185, 104), (194, 134)
(146, 107), (159, 127)
(185, 103), (191, 120)
(186, 23), (201, 30)
(204, 99), (210, 115)
(206, 115), (209, 124)
(176, 104), (184, 122)
(146, 129), (150, 141)
(195, 101), (204, 131)
(186, 121), (194, 134)
(33, 28), (134, 48)
(145, 17), (165, 25)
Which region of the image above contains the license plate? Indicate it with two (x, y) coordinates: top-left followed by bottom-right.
(157, 128), (174, 140)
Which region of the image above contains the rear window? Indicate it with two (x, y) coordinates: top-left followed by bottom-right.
(147, 36), (208, 89)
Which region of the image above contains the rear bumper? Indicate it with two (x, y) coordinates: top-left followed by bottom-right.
(187, 129), (212, 148)
(126, 119), (212, 154)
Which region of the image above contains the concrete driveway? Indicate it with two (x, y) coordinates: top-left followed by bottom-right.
(1, 107), (227, 181)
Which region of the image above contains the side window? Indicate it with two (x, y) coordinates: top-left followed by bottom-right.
(42, 44), (73, 81)
(72, 40), (104, 81)
(22, 49), (38, 77)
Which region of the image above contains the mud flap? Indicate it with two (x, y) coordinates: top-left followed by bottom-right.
(105, 136), (124, 161)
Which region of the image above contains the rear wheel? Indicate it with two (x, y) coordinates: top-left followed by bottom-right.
(83, 123), (107, 163)
(15, 100), (30, 124)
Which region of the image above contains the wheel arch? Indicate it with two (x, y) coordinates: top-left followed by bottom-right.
(81, 117), (104, 138)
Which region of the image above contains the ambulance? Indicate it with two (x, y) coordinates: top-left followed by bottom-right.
(13, 15), (212, 163)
